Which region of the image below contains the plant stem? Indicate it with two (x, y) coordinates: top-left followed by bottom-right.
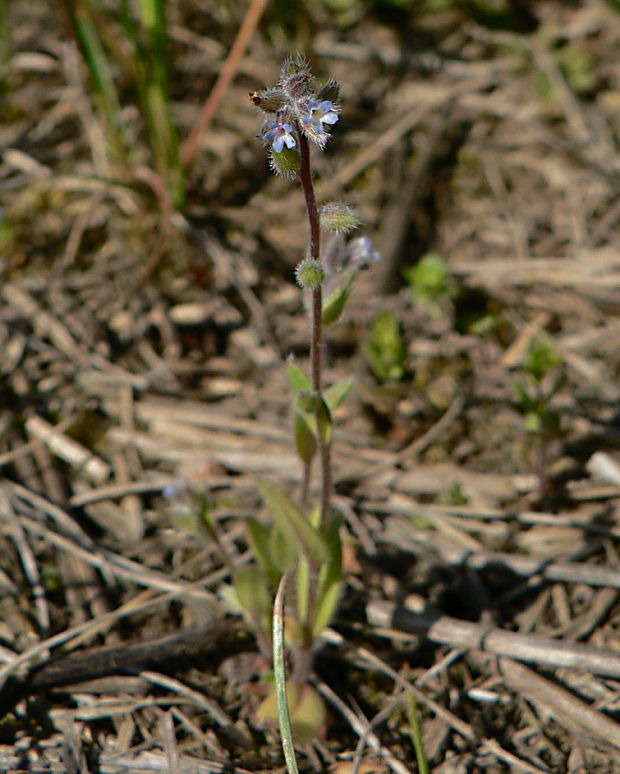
(298, 132), (320, 263)
(298, 131), (332, 529)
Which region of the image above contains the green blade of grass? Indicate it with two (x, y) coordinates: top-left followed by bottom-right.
(273, 573), (300, 774)
(137, 0), (184, 206)
(405, 689), (429, 774)
(63, 0), (125, 160)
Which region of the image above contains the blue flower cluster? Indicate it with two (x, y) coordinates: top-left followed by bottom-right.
(251, 55), (341, 155)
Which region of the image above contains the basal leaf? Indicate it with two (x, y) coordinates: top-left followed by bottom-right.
(260, 480), (330, 565)
(246, 517), (281, 587)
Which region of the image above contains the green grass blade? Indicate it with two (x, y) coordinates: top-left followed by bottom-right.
(273, 574), (300, 774)
(64, 0), (125, 158)
(137, 0), (184, 206)
(405, 689), (429, 774)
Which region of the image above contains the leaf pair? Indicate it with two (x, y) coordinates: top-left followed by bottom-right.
(242, 480), (342, 639)
(288, 363), (352, 464)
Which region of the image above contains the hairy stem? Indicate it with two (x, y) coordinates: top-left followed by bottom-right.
(298, 131), (332, 529)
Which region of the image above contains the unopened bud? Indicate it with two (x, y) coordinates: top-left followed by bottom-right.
(319, 202), (361, 234)
(295, 258), (325, 289)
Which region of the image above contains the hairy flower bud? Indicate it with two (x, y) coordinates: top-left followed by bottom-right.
(279, 54), (314, 100)
(249, 87), (287, 113)
(295, 258), (325, 289)
(319, 202), (361, 234)
(269, 146), (300, 179)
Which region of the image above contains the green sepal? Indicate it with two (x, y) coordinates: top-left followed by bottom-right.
(268, 146), (301, 179)
(316, 78), (340, 104)
(253, 87), (286, 113)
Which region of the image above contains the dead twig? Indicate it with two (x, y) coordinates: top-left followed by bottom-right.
(367, 600), (620, 679)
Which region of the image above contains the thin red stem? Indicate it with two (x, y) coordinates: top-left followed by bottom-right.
(297, 130), (332, 529)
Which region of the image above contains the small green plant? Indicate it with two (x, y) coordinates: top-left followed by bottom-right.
(363, 310), (407, 382)
(510, 334), (564, 499)
(224, 55), (378, 757)
(403, 253), (458, 310)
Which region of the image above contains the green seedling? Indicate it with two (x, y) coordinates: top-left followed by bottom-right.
(364, 310), (407, 382)
(403, 253), (458, 310)
(510, 334), (564, 500)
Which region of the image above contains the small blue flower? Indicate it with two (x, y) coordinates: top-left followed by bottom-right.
(304, 100), (339, 133)
(345, 236), (381, 269)
(162, 479), (187, 500)
(262, 121), (296, 153)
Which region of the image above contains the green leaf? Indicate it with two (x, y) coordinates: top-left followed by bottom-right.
(246, 517), (281, 587)
(293, 393), (333, 446)
(269, 525), (298, 574)
(510, 378), (537, 412)
(322, 285), (350, 325)
(259, 480), (330, 565)
(324, 378), (353, 412)
(312, 513), (343, 635)
(295, 390), (321, 415)
(233, 564), (272, 633)
(294, 412), (317, 464)
(405, 689), (430, 774)
(314, 397), (333, 445)
(256, 680), (326, 747)
(288, 363), (311, 394)
(296, 554), (310, 625)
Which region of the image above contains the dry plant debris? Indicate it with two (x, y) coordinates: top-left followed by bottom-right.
(1, 1), (620, 772)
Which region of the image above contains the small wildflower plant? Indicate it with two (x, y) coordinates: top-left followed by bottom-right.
(510, 335), (565, 500)
(237, 55), (378, 745)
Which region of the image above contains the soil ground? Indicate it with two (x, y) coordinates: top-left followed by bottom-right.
(1, 1), (620, 772)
